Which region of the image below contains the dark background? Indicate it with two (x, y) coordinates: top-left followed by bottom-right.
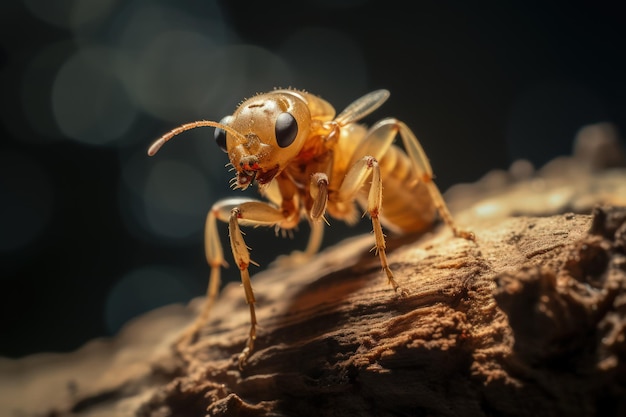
(1, 0), (625, 358)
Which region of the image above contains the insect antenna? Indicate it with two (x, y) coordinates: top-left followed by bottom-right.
(147, 120), (247, 156)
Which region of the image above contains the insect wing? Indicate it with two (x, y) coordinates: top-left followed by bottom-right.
(334, 89), (390, 126)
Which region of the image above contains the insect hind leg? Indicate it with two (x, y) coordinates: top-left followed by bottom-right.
(395, 120), (475, 241)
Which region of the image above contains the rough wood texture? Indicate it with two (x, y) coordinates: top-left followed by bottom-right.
(1, 125), (625, 417)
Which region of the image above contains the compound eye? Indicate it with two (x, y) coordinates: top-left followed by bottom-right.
(214, 115), (233, 153)
(275, 112), (298, 148)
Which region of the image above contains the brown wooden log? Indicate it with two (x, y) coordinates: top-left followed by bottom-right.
(1, 125), (625, 417)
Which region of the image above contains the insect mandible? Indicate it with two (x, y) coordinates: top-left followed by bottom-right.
(148, 88), (474, 368)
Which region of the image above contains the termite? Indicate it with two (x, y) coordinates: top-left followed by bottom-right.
(148, 88), (474, 368)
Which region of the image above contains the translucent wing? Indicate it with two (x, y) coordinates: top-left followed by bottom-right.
(334, 89), (390, 126)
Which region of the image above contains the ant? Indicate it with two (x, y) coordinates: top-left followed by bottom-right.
(148, 89), (474, 368)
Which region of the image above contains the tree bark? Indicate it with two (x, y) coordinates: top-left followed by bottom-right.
(2, 130), (626, 417)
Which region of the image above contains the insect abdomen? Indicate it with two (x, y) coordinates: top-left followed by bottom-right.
(370, 144), (437, 234)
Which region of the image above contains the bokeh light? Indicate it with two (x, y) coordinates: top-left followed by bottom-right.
(20, 41), (74, 142)
(142, 158), (212, 240)
(120, 150), (213, 242)
(52, 46), (137, 146)
(104, 265), (199, 334)
(203, 44), (295, 108)
(128, 30), (222, 122)
(119, 128), (231, 244)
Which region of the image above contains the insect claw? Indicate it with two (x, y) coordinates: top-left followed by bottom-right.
(397, 287), (410, 298)
(238, 348), (250, 370)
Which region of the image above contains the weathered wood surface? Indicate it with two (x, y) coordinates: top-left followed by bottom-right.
(1, 127), (625, 417)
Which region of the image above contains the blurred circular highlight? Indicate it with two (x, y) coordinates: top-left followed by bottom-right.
(129, 35), (293, 122)
(51, 46), (137, 146)
(142, 158), (212, 240)
(20, 41), (75, 142)
(129, 30), (222, 121)
(104, 266), (197, 334)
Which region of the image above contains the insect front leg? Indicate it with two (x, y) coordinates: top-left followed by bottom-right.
(337, 156), (405, 295)
(305, 172), (330, 255)
(226, 199), (297, 368)
(176, 197), (291, 369)
(270, 173), (328, 268)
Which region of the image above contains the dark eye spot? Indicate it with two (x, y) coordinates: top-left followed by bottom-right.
(275, 112), (298, 148)
(214, 116), (232, 153)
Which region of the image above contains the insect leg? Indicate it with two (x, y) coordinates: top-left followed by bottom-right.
(176, 197), (288, 368)
(226, 200), (297, 368)
(175, 199), (250, 350)
(394, 119), (475, 240)
(305, 172), (329, 256)
(271, 172), (327, 268)
(337, 156), (405, 294)
(303, 220), (324, 257)
(347, 118), (472, 240)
